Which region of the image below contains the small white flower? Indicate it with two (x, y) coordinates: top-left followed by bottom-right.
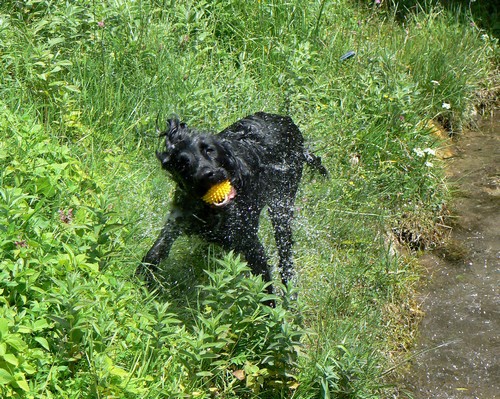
(442, 102), (451, 110)
(425, 161), (434, 167)
(423, 148), (436, 156)
(413, 148), (424, 157)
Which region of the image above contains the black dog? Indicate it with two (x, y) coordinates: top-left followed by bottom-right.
(141, 112), (327, 291)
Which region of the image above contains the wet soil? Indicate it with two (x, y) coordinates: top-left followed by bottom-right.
(403, 113), (499, 399)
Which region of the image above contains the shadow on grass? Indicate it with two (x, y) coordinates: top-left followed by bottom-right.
(387, 0), (499, 37)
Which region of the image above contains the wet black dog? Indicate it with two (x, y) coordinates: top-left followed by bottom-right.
(140, 112), (327, 291)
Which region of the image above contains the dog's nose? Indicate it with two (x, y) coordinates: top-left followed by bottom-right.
(156, 151), (169, 167)
(198, 169), (215, 181)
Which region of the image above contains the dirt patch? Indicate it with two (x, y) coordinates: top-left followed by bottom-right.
(402, 113), (499, 398)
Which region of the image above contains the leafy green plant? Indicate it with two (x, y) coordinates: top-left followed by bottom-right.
(0, 317), (35, 393)
(0, 104), (142, 397)
(304, 345), (382, 399)
(180, 253), (303, 397)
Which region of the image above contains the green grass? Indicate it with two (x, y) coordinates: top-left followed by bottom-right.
(0, 1), (497, 398)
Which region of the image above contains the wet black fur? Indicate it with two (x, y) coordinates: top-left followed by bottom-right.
(140, 112), (327, 291)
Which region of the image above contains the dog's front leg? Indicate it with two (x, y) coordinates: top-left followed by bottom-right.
(140, 219), (181, 282)
(235, 240), (273, 294)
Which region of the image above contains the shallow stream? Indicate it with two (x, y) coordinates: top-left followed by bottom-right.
(403, 113), (499, 398)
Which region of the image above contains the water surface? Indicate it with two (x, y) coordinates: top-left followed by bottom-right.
(403, 114), (499, 398)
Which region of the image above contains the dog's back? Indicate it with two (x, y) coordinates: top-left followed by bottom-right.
(219, 112), (327, 180)
(220, 112), (302, 147)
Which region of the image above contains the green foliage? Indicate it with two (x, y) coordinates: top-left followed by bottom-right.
(301, 345), (382, 399)
(0, 1), (496, 398)
(175, 253), (303, 397)
(0, 103), (138, 397)
(0, 317), (34, 393)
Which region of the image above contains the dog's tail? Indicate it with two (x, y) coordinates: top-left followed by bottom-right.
(304, 150), (329, 177)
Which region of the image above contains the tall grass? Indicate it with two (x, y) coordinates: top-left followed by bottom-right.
(0, 0), (496, 397)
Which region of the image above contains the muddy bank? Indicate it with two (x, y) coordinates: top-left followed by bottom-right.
(403, 113), (499, 398)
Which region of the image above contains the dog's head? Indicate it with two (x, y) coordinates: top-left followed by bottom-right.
(156, 118), (236, 205)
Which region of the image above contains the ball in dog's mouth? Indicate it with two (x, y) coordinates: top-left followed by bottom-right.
(202, 180), (236, 207)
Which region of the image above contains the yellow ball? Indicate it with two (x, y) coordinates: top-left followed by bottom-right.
(202, 180), (232, 205)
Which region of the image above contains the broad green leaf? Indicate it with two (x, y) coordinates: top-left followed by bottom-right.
(34, 337), (50, 351)
(109, 366), (129, 378)
(2, 353), (18, 367)
(14, 373), (30, 392)
(0, 368), (13, 385)
(0, 318), (8, 336)
(5, 335), (27, 351)
(33, 318), (50, 331)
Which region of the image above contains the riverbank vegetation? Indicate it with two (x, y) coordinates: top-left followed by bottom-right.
(0, 1), (497, 397)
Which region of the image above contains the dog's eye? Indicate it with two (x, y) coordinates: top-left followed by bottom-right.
(202, 146), (216, 158)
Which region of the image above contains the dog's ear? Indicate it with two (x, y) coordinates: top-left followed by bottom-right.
(219, 140), (249, 187)
(167, 118), (180, 135)
(159, 118), (184, 151)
